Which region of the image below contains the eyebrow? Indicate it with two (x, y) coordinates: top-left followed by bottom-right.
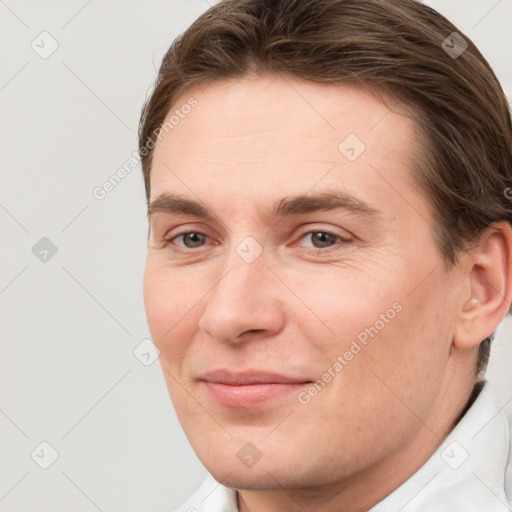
(269, 191), (381, 219)
(147, 190), (382, 221)
(148, 194), (212, 219)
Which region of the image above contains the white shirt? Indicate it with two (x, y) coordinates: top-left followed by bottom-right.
(173, 380), (512, 511)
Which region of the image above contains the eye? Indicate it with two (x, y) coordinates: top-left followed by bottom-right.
(168, 231), (209, 249)
(297, 230), (350, 250)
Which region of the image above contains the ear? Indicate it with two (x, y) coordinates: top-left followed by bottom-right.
(453, 221), (512, 349)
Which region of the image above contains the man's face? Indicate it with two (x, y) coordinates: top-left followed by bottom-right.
(144, 76), (463, 490)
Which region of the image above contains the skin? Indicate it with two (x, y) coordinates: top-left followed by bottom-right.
(143, 75), (512, 512)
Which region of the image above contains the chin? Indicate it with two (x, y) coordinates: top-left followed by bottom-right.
(196, 439), (326, 492)
(212, 470), (277, 491)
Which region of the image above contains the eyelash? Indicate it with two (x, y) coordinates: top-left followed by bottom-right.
(164, 228), (351, 254)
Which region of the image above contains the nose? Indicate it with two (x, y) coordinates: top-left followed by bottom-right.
(198, 248), (286, 345)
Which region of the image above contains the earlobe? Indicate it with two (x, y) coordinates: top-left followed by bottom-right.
(453, 221), (512, 349)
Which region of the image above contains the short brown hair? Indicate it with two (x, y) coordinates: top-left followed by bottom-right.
(138, 0), (512, 374)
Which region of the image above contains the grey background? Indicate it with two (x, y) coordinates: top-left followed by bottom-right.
(1, 1), (511, 510)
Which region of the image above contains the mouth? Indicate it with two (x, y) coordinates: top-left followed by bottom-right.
(198, 370), (313, 408)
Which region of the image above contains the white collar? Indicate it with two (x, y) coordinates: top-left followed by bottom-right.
(175, 380), (511, 511)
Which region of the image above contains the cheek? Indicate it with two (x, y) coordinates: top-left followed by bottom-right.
(143, 260), (204, 359)
(143, 262), (207, 415)
(323, 272), (453, 426)
(290, 260), (451, 397)
(278, 262), (402, 354)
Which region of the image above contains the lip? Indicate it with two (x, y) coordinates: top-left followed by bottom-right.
(199, 370), (312, 408)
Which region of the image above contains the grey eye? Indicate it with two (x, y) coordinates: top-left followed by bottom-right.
(178, 232), (208, 248)
(305, 231), (341, 248)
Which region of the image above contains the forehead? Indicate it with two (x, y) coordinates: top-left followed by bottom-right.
(157, 76), (413, 148)
(149, 75), (427, 222)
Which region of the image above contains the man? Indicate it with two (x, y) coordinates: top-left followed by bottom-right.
(139, 0), (512, 510)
